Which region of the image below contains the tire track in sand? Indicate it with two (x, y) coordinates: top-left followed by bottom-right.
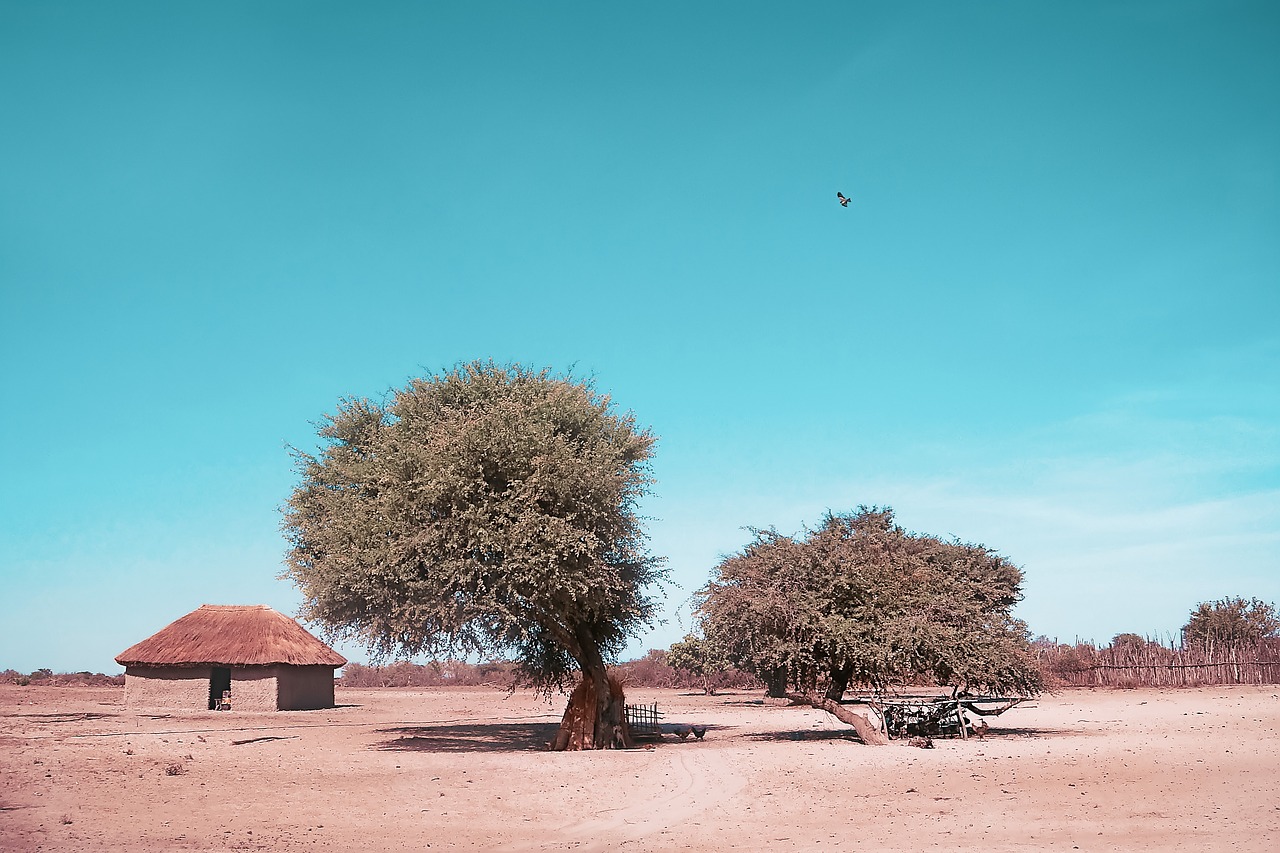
(528, 747), (746, 851)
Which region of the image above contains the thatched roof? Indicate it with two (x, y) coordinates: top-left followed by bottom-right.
(115, 605), (347, 668)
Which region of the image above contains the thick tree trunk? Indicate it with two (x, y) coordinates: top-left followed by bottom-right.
(550, 629), (631, 750)
(788, 693), (889, 745)
(551, 671), (631, 750)
(765, 666), (789, 699)
(825, 662), (853, 702)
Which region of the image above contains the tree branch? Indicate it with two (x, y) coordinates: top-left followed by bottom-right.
(786, 693), (889, 745)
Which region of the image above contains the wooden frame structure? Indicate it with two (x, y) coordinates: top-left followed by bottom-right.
(854, 694), (1027, 740)
(624, 702), (663, 740)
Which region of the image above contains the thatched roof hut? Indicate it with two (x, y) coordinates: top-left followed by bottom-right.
(116, 605), (346, 711)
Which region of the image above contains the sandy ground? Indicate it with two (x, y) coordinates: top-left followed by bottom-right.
(1, 684), (1277, 852)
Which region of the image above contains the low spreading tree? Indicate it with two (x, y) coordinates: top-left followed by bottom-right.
(1183, 597), (1280, 651)
(696, 507), (1041, 737)
(695, 526), (811, 699)
(666, 634), (734, 694)
(283, 361), (666, 749)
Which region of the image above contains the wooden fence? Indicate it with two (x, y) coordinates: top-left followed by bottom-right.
(1038, 641), (1280, 687)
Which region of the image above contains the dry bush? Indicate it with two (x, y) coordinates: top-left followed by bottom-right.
(0, 669), (124, 687)
(338, 660), (517, 688)
(611, 650), (677, 688)
(611, 649), (762, 692)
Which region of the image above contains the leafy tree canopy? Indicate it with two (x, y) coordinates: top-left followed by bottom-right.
(665, 633), (737, 694)
(1183, 597), (1279, 650)
(282, 361), (666, 698)
(665, 634), (729, 676)
(696, 507), (1042, 699)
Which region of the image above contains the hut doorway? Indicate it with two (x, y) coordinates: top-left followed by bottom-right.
(209, 667), (231, 710)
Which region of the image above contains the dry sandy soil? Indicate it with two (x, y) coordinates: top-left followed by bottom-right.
(2, 684), (1277, 851)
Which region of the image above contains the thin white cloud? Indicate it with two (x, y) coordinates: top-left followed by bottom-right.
(634, 355), (1280, 654)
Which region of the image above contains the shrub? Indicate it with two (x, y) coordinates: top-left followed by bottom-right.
(1183, 597), (1280, 651)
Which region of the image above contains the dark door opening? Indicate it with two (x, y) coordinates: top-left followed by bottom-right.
(209, 667), (231, 710)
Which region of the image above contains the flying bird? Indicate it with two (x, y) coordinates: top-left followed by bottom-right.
(837, 191), (852, 207)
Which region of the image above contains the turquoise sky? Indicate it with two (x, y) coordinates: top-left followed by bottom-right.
(3, 1), (1277, 673)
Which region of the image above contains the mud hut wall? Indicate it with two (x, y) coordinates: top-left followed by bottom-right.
(124, 666), (211, 709)
(121, 664), (335, 711)
(228, 667), (281, 711)
(276, 665), (337, 710)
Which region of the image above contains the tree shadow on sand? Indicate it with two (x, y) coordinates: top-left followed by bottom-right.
(986, 726), (1084, 739)
(747, 725), (1080, 743)
(746, 729), (867, 743)
(374, 722), (561, 753)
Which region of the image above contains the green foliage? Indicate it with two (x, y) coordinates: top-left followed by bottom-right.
(665, 633), (729, 677)
(1183, 597), (1280, 650)
(696, 507), (1042, 698)
(665, 633), (740, 693)
(282, 361), (666, 694)
(696, 526), (812, 692)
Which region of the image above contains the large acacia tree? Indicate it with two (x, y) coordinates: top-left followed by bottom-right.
(697, 507), (1041, 710)
(283, 362), (666, 749)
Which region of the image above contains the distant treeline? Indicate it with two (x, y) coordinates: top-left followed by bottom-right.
(343, 640), (1280, 692)
(11, 637), (1279, 693)
(611, 650), (762, 692)
(1, 669), (124, 687)
(339, 650), (761, 692)
(338, 659), (518, 687)
(1036, 636), (1280, 688)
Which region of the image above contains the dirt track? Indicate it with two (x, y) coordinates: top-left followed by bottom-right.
(2, 684), (1277, 851)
